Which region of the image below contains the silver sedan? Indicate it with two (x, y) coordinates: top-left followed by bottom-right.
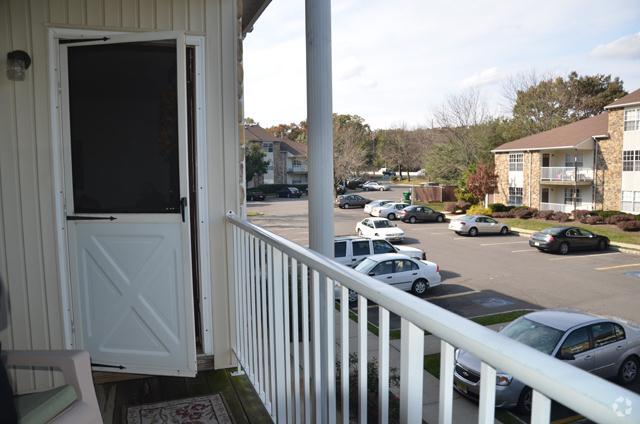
(448, 214), (510, 236)
(453, 310), (640, 413)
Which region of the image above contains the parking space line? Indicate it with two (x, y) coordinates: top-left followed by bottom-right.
(549, 252), (620, 261)
(512, 249), (535, 253)
(426, 289), (479, 300)
(480, 241), (528, 246)
(596, 262), (640, 271)
(452, 237), (472, 241)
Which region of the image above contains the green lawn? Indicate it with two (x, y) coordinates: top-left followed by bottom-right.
(502, 218), (640, 245)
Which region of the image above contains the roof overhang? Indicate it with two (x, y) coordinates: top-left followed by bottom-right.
(604, 101), (640, 110)
(492, 134), (609, 153)
(242, 0), (272, 35)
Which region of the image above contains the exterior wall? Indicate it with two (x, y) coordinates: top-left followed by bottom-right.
(620, 106), (640, 213)
(596, 110), (624, 211)
(493, 153), (510, 205)
(523, 151), (541, 208)
(0, 0), (241, 391)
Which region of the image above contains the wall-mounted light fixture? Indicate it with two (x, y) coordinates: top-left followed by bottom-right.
(6, 50), (31, 81)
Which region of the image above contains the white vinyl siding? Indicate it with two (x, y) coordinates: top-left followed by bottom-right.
(622, 191), (640, 213)
(624, 108), (640, 132)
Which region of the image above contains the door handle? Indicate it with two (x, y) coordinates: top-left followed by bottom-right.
(584, 355), (592, 360)
(352, 259), (357, 261)
(180, 197), (188, 223)
(616, 345), (623, 350)
(412, 272), (418, 275)
(386, 276), (392, 279)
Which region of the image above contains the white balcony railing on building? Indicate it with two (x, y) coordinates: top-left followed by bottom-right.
(541, 167), (593, 182)
(227, 212), (640, 423)
(287, 164), (308, 173)
(540, 202), (594, 213)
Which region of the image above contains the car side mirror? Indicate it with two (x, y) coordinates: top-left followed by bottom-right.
(557, 351), (575, 361)
(368, 272), (375, 276)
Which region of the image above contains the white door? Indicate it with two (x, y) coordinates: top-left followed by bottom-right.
(60, 32), (197, 376)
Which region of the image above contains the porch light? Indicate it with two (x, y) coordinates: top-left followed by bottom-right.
(6, 50), (31, 81)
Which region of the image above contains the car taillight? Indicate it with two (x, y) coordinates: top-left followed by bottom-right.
(545, 235), (555, 242)
(459, 222), (466, 226)
(422, 253), (426, 260)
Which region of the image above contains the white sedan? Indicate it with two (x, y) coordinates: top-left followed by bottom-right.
(356, 218), (405, 243)
(362, 181), (390, 191)
(364, 199), (393, 214)
(354, 253), (441, 296)
(448, 214), (510, 236)
(371, 202), (409, 220)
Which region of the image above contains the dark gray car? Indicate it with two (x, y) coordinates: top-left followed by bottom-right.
(335, 194), (371, 209)
(453, 310), (640, 413)
(398, 205), (445, 223)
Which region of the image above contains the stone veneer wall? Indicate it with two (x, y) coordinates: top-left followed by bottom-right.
(493, 153), (510, 204)
(595, 110), (623, 211)
(523, 151), (541, 208)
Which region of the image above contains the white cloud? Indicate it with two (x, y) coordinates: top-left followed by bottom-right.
(591, 33), (640, 60)
(459, 67), (502, 88)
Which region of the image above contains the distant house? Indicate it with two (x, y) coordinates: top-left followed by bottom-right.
(244, 124), (308, 186)
(491, 89), (640, 213)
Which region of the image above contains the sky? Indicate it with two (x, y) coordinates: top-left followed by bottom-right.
(243, 0), (640, 130)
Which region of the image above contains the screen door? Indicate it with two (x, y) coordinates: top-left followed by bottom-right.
(60, 32), (197, 376)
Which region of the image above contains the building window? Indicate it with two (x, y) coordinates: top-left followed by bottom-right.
(622, 191), (640, 213)
(564, 153), (583, 168)
(625, 108), (640, 131)
(262, 142), (273, 152)
(622, 150), (640, 171)
(508, 153), (523, 171)
(564, 188), (582, 206)
(508, 187), (523, 205)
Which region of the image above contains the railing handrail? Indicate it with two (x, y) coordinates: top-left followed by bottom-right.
(227, 212), (640, 423)
(541, 166), (593, 170)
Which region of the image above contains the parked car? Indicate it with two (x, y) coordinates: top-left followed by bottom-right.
(334, 236), (426, 268)
(364, 199), (393, 214)
(277, 187), (302, 198)
(335, 184), (347, 195)
(246, 191), (266, 201)
(454, 309), (640, 413)
(362, 181), (390, 191)
(448, 215), (510, 236)
(354, 253), (441, 296)
(346, 177), (365, 189)
(335, 194), (371, 209)
(382, 170), (396, 177)
(399, 205), (445, 223)
(355, 218), (405, 243)
(529, 227), (609, 255)
(371, 202), (410, 220)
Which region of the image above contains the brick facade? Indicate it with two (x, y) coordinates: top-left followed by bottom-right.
(524, 151), (541, 207)
(493, 153), (510, 205)
(595, 109), (623, 211)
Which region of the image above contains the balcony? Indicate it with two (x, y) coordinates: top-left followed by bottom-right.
(540, 167), (593, 185)
(287, 164), (308, 173)
(227, 212), (640, 423)
(540, 202), (594, 213)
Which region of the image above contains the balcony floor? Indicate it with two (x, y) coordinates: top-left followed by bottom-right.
(94, 368), (272, 423)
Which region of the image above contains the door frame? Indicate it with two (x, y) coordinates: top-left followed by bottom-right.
(48, 28), (213, 356)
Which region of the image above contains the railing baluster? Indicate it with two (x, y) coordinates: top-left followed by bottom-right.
(291, 259), (302, 424)
(254, 237), (264, 400)
(240, 231), (247, 369)
(301, 264), (311, 424)
(478, 362), (496, 424)
(233, 226), (241, 373)
(267, 245), (277, 417)
(325, 278), (336, 424)
(531, 390), (551, 424)
(273, 248), (287, 422)
(283, 254), (293, 423)
(312, 270), (322, 423)
(399, 319), (423, 424)
(378, 307), (389, 424)
(357, 295), (367, 424)
(259, 240), (269, 407)
(248, 235), (256, 384)
(438, 341), (454, 424)
(340, 286), (349, 424)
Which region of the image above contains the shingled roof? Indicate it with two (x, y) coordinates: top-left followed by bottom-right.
(244, 124), (308, 157)
(604, 88), (640, 110)
(492, 113), (609, 152)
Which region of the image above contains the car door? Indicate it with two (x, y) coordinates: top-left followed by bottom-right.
(352, 240), (373, 266)
(334, 241), (349, 266)
(484, 217), (500, 233)
(422, 207), (436, 222)
(390, 259), (419, 291)
(577, 228), (599, 250)
(556, 326), (596, 372)
(589, 322), (627, 378)
(564, 228), (586, 250)
(369, 260), (395, 284)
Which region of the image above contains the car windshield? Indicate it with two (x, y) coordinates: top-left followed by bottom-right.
(373, 220), (392, 228)
(501, 318), (564, 354)
(354, 258), (378, 273)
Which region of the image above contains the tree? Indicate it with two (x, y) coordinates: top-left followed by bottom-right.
(266, 121), (308, 143)
(245, 143), (269, 185)
(333, 114), (371, 183)
(376, 126), (427, 181)
(466, 163), (498, 201)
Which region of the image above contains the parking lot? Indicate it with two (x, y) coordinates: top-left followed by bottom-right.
(249, 187), (640, 326)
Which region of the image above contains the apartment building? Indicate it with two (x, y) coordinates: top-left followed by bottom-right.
(244, 124), (309, 186)
(492, 89), (640, 213)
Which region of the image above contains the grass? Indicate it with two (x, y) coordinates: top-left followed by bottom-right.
(246, 210), (264, 217)
(423, 353), (442, 378)
(502, 218), (640, 245)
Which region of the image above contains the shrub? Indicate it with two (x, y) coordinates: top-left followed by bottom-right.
(492, 211), (515, 218)
(605, 214), (634, 225)
(580, 216), (603, 225)
(593, 210), (625, 219)
(573, 210), (591, 219)
(443, 202), (457, 213)
(468, 204), (492, 216)
(513, 207), (537, 219)
(488, 203), (509, 213)
(617, 220), (640, 231)
(552, 212), (571, 222)
(248, 183), (308, 195)
(455, 200), (472, 214)
(535, 210), (555, 220)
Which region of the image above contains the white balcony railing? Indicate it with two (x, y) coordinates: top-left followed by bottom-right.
(287, 164), (308, 173)
(540, 202), (594, 213)
(227, 212), (640, 423)
(541, 167), (593, 182)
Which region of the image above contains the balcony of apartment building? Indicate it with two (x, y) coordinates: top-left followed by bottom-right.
(540, 150), (594, 186)
(287, 158), (308, 174)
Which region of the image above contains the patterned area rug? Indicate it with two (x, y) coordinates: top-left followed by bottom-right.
(127, 393), (232, 424)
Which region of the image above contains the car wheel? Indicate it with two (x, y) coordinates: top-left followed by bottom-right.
(388, 213), (396, 220)
(436, 215), (444, 223)
(455, 231), (461, 235)
(618, 356), (639, 385)
(500, 226), (509, 235)
(468, 227), (478, 237)
(409, 216), (417, 224)
(348, 289), (358, 304)
(411, 279), (428, 296)
(598, 239), (608, 251)
(379, 187), (385, 191)
(344, 203), (350, 209)
(559, 242), (569, 255)
(518, 387), (532, 414)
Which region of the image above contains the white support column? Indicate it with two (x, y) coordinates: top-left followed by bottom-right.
(306, 0), (334, 421)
